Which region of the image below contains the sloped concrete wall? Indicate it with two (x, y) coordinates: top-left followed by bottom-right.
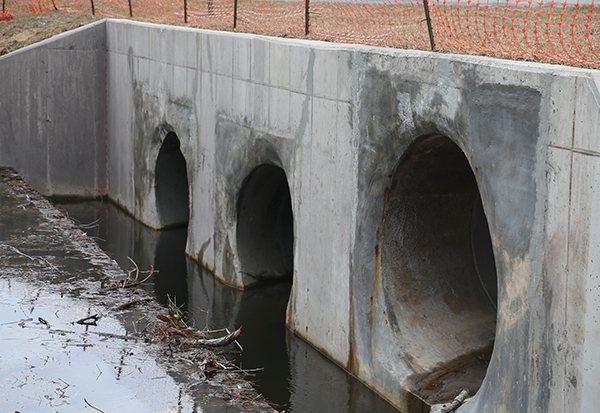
(0, 21), (107, 197)
(3, 18), (600, 412)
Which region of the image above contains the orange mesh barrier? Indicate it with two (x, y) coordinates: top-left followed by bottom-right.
(57, 0), (93, 14)
(234, 0), (304, 35)
(2, 0), (55, 14)
(430, 1), (600, 64)
(187, 0), (235, 28)
(2, 0), (599, 65)
(310, 0), (430, 48)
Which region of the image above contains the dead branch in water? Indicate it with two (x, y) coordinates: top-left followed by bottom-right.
(84, 398), (106, 413)
(0, 244), (57, 269)
(75, 314), (100, 325)
(190, 327), (242, 347)
(102, 260), (155, 291)
(152, 297), (242, 348)
(127, 256), (139, 281)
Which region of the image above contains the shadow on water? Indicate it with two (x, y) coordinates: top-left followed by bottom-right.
(57, 200), (401, 413)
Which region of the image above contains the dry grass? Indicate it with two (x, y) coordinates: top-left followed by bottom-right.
(0, 10), (99, 56)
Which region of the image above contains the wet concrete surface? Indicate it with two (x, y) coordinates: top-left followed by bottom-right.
(0, 167), (272, 413)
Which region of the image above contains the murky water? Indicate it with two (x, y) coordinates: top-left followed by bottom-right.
(57, 200), (401, 413)
(0, 278), (198, 412)
(0, 180), (204, 412)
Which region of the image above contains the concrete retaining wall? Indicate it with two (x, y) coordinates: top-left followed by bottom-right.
(2, 18), (600, 412)
(0, 21), (107, 197)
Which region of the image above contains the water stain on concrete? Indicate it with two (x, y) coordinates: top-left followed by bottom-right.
(407, 343), (494, 405)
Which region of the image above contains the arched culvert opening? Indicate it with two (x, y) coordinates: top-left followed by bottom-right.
(380, 135), (497, 405)
(237, 164), (294, 284)
(155, 132), (190, 229)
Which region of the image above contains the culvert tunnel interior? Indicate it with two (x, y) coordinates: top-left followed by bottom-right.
(155, 132), (190, 229)
(237, 164), (294, 284)
(380, 135), (498, 404)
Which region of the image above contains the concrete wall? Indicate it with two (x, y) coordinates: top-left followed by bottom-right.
(3, 18), (600, 412)
(0, 21), (107, 197)
(104, 21), (356, 392)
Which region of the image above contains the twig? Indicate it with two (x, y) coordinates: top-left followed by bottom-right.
(103, 266), (155, 291)
(38, 256), (58, 270)
(73, 217), (103, 230)
(0, 318), (32, 326)
(192, 327), (242, 347)
(120, 267), (155, 289)
(224, 367), (264, 374)
(92, 331), (143, 341)
(1, 244), (35, 260)
(16, 194), (32, 208)
(137, 265), (155, 284)
(84, 398), (106, 413)
(203, 328), (228, 334)
(225, 327), (244, 352)
(198, 308), (209, 331)
(435, 389), (469, 413)
(57, 378), (70, 392)
(75, 314), (100, 325)
(127, 256), (140, 282)
(44, 327), (144, 341)
(0, 244), (57, 269)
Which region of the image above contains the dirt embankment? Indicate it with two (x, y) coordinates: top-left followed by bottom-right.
(0, 11), (99, 56)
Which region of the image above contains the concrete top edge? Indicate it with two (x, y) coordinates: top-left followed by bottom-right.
(106, 18), (596, 77)
(0, 19), (106, 61)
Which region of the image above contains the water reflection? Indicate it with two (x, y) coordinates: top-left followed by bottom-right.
(57, 200), (400, 413)
(0, 186), (40, 242)
(187, 264), (292, 405)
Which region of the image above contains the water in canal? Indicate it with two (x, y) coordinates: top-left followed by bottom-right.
(57, 200), (401, 413)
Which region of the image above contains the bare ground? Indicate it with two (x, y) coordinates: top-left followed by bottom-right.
(0, 11), (99, 56)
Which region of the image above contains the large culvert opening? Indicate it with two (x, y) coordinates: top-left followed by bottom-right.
(155, 132), (190, 229)
(380, 135), (497, 405)
(237, 164), (294, 284)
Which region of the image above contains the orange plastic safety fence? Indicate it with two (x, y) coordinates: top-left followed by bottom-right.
(430, 0), (600, 64)
(2, 0), (55, 14)
(129, 0), (182, 24)
(187, 0), (235, 28)
(231, 0), (303, 35)
(0, 10), (17, 19)
(2, 0), (600, 65)
(311, 0), (430, 48)
(55, 0), (92, 14)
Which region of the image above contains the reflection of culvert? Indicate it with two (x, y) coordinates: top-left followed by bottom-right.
(379, 135), (497, 405)
(237, 165), (293, 283)
(155, 132), (190, 229)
